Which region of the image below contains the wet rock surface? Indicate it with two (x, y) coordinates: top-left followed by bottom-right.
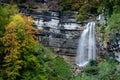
(30, 10), (86, 56)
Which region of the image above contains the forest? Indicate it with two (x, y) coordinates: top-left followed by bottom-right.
(0, 0), (120, 80)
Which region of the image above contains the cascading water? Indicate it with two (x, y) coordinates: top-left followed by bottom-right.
(76, 22), (96, 67)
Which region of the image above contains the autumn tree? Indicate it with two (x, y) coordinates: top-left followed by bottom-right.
(0, 3), (72, 80)
(2, 20), (22, 80)
(1, 13), (39, 79)
(0, 4), (19, 76)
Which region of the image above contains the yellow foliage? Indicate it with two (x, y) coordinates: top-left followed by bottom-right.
(12, 14), (25, 26)
(1, 12), (40, 79)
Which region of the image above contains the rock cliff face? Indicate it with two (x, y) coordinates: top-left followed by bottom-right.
(31, 11), (86, 74)
(19, 5), (117, 75)
(17, 2), (97, 56)
(31, 9), (120, 70)
(32, 11), (86, 56)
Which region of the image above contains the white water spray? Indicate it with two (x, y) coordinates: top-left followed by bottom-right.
(76, 22), (96, 67)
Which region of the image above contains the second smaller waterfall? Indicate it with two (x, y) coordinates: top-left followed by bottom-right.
(76, 22), (96, 67)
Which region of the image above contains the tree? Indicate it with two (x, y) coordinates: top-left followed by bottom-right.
(2, 21), (22, 80)
(0, 4), (19, 77)
(0, 3), (72, 80)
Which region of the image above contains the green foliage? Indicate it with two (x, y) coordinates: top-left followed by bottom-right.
(83, 60), (98, 75)
(51, 57), (72, 80)
(73, 59), (119, 80)
(0, 4), (72, 80)
(101, 12), (120, 43)
(59, 0), (73, 11)
(108, 13), (120, 31)
(78, 73), (88, 80)
(89, 60), (98, 66)
(35, 0), (42, 2)
(73, 73), (97, 80)
(59, 0), (101, 20)
(84, 66), (98, 75)
(76, 13), (85, 21)
(98, 60), (116, 80)
(59, 0), (120, 21)
(36, 44), (72, 80)
(73, 73), (87, 80)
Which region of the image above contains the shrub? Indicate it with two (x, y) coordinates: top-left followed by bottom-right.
(98, 60), (117, 80)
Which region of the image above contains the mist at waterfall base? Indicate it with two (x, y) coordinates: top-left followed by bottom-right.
(76, 22), (96, 67)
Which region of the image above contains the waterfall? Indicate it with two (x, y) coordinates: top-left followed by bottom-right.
(76, 22), (96, 67)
